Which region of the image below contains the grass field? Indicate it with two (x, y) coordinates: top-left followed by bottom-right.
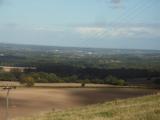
(0, 87), (158, 120)
(0, 82), (116, 88)
(16, 93), (160, 120)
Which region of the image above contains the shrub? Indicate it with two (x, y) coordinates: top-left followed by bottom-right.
(20, 76), (35, 87)
(154, 79), (160, 85)
(81, 82), (86, 87)
(104, 75), (126, 86)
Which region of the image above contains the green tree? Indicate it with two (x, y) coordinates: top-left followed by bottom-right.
(154, 79), (160, 85)
(104, 75), (126, 86)
(20, 76), (35, 87)
(81, 82), (85, 87)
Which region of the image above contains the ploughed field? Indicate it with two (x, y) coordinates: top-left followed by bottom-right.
(0, 87), (158, 120)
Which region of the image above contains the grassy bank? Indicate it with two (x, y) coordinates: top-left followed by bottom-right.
(17, 93), (160, 120)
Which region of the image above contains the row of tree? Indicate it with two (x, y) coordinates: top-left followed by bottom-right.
(0, 72), (127, 86)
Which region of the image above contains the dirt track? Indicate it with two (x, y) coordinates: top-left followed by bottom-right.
(0, 88), (158, 120)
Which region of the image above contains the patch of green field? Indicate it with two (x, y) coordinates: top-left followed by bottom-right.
(17, 93), (160, 120)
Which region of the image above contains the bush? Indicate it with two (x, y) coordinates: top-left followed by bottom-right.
(104, 75), (126, 86)
(20, 76), (35, 87)
(81, 82), (85, 87)
(154, 79), (160, 85)
(0, 72), (17, 81)
(115, 79), (126, 86)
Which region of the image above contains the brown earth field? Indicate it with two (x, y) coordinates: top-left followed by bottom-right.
(0, 87), (159, 120)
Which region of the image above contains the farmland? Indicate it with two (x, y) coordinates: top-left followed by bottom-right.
(0, 87), (158, 120)
(16, 93), (160, 120)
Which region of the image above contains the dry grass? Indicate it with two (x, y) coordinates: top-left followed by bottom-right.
(35, 83), (114, 88)
(0, 81), (114, 88)
(16, 93), (160, 120)
(0, 81), (20, 86)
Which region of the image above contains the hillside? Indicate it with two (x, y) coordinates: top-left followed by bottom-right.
(17, 93), (160, 120)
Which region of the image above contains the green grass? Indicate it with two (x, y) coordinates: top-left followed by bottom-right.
(17, 93), (160, 120)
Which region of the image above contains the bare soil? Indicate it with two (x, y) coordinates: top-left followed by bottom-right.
(0, 87), (158, 120)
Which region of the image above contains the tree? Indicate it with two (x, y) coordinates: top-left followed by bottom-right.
(116, 79), (126, 86)
(0, 72), (17, 81)
(104, 75), (126, 86)
(81, 82), (85, 87)
(0, 67), (3, 72)
(154, 78), (160, 85)
(20, 76), (35, 87)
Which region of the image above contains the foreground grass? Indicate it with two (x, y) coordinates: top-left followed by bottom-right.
(17, 93), (160, 120)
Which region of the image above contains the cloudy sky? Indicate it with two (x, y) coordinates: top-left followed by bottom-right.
(0, 0), (160, 50)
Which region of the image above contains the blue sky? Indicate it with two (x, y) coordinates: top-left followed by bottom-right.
(0, 0), (160, 50)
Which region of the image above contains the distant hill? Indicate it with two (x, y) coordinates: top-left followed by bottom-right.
(1, 43), (160, 55)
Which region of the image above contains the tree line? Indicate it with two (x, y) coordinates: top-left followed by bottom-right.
(0, 71), (127, 86)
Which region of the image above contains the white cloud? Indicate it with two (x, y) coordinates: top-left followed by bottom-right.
(1, 23), (159, 41)
(75, 27), (106, 36)
(75, 26), (160, 39)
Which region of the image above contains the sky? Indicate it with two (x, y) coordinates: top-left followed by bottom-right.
(0, 0), (160, 50)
